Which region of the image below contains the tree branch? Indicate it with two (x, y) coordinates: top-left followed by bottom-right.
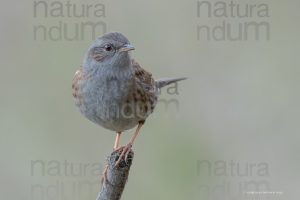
(96, 148), (134, 200)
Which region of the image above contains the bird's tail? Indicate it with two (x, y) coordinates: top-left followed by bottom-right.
(155, 77), (187, 88)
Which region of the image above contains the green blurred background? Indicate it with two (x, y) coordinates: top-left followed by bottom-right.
(1, 0), (299, 199)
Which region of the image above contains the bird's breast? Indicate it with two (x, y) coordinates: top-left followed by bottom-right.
(76, 73), (142, 131)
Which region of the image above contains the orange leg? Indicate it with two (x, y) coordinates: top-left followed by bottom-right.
(114, 122), (144, 167)
(113, 132), (122, 150)
(102, 132), (122, 184)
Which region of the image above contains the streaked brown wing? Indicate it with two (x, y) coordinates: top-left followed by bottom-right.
(131, 60), (157, 117)
(131, 59), (155, 92)
(72, 67), (83, 98)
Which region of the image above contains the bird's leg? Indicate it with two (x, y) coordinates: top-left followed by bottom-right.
(114, 122), (144, 167)
(101, 132), (122, 184)
(113, 132), (122, 150)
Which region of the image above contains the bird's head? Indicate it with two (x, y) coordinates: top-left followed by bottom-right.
(83, 32), (135, 73)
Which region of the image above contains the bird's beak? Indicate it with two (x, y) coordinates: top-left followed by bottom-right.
(119, 44), (135, 52)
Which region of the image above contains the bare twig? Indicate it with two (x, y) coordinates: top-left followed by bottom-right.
(96, 148), (134, 200)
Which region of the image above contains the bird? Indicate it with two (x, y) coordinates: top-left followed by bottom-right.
(72, 32), (186, 174)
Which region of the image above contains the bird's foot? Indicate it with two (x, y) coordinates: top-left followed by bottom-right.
(101, 164), (108, 185)
(114, 143), (133, 167)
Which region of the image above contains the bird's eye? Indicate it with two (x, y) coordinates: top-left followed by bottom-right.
(104, 44), (113, 51)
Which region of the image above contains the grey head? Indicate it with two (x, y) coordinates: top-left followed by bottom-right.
(83, 32), (135, 74)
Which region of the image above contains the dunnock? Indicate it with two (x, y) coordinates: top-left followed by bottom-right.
(72, 32), (186, 168)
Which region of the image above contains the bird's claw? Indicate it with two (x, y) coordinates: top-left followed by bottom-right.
(114, 143), (133, 167)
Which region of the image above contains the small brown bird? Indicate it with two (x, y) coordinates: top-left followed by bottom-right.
(72, 32), (186, 169)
